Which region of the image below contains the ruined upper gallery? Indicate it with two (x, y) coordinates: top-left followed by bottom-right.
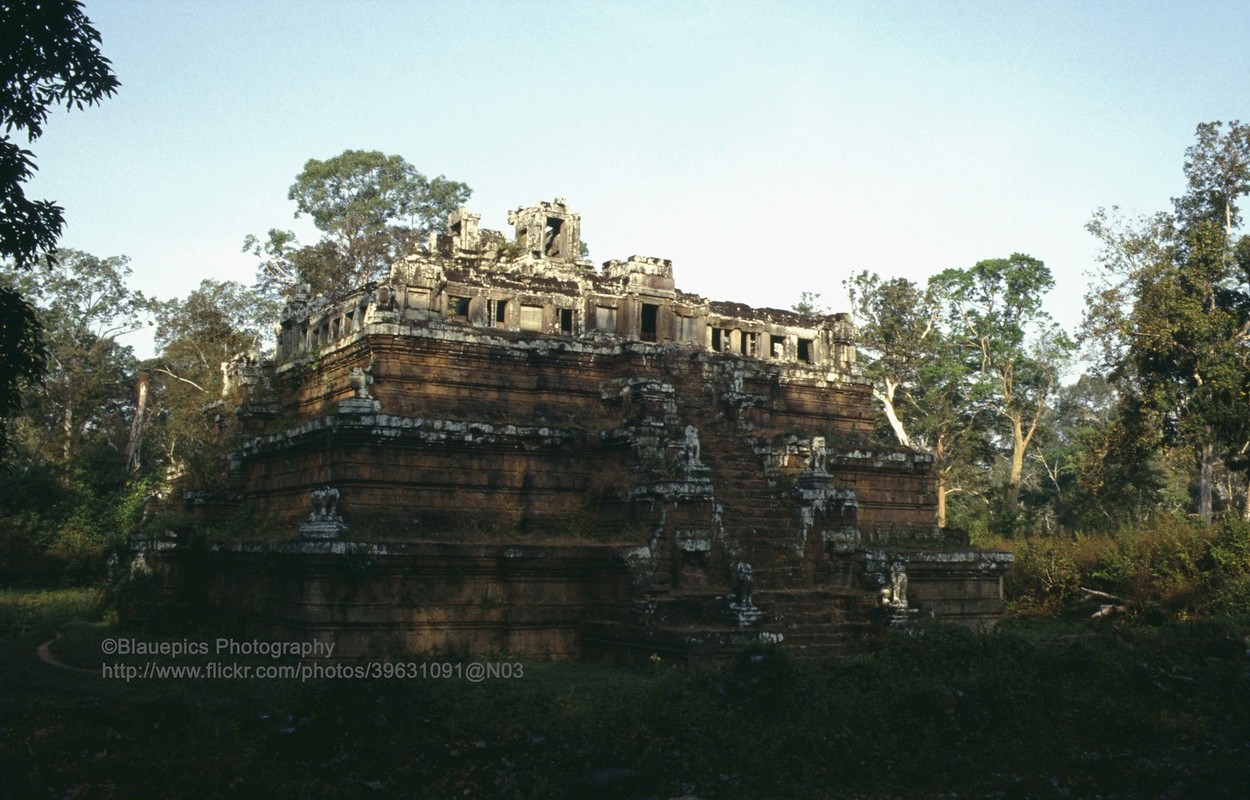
(272, 198), (857, 375)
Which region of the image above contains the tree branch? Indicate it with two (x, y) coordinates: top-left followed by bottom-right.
(154, 366), (207, 393)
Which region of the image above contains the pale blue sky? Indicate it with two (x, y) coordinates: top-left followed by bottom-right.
(25, 1), (1250, 356)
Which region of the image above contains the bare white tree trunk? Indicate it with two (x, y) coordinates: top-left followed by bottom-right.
(126, 372), (151, 476)
(873, 385), (912, 449)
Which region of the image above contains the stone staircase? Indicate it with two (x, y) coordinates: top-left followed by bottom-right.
(581, 358), (888, 664)
(659, 362), (881, 658)
(754, 588), (879, 658)
(673, 371), (810, 589)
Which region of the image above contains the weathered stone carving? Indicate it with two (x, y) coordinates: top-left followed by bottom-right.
(349, 364), (374, 400)
(299, 486), (347, 540)
(311, 487), (339, 518)
(881, 560), (909, 609)
(810, 436), (827, 473)
(682, 425), (702, 469)
(506, 198), (582, 265)
(725, 560), (761, 626)
(376, 285), (394, 310)
(733, 560), (754, 605)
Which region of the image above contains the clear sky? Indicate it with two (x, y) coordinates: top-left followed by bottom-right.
(24, 1), (1250, 357)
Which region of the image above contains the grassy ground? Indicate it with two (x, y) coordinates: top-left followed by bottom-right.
(1, 588), (1248, 799)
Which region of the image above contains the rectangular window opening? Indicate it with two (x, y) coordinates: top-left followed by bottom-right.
(493, 299), (508, 327)
(770, 334), (784, 359)
(450, 296), (470, 319)
(560, 308), (574, 334)
(797, 338), (813, 363)
(741, 331), (757, 356)
(544, 218), (564, 257)
(641, 303), (658, 342)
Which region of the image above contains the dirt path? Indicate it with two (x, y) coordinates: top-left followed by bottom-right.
(36, 632), (94, 674)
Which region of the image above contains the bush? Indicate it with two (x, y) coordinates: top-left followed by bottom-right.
(1005, 514), (1250, 618)
(0, 468), (154, 586)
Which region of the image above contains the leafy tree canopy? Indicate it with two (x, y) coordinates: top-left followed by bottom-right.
(0, 0), (118, 455)
(0, 0), (119, 270)
(144, 279), (274, 484)
(246, 150), (471, 300)
(3, 250), (148, 472)
(153, 278), (273, 391)
(1085, 121), (1250, 519)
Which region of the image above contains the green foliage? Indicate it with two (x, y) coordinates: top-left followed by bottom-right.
(0, 0), (119, 270)
(0, 464), (146, 584)
(0, 285), (45, 451)
(934, 254), (1073, 518)
(0, 587), (97, 641)
(789, 290), (828, 316)
(1085, 121), (1250, 521)
(3, 250), (148, 471)
(0, 0), (118, 457)
(843, 258), (1070, 531)
(246, 150), (472, 299)
(4, 608), (1247, 798)
(144, 278), (275, 483)
(1006, 516), (1250, 618)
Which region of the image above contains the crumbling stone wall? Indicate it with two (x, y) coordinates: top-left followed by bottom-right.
(201, 199), (1010, 658)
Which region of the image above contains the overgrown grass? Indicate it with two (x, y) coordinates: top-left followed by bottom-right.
(2, 594), (1247, 799)
(0, 587), (100, 641)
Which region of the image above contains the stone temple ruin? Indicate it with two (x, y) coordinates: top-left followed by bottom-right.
(154, 198), (1011, 661)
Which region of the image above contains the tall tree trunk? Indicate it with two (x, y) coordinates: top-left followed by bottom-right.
(126, 372), (150, 476)
(1007, 419), (1025, 510)
(1199, 441), (1215, 521)
(61, 405), (74, 463)
(872, 384), (911, 448)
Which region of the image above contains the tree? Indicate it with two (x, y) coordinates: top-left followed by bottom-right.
(791, 291), (829, 316)
(843, 272), (987, 528)
(844, 272), (941, 448)
(3, 250), (148, 475)
(1085, 122), (1250, 521)
(245, 150), (471, 299)
(933, 254), (1073, 514)
(1174, 121), (1250, 246)
(0, 0), (119, 452)
(146, 280), (273, 482)
(153, 279), (273, 393)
